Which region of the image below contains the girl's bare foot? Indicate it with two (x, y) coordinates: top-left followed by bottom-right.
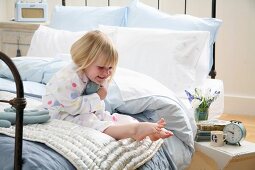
(149, 118), (173, 141)
(132, 118), (173, 141)
(132, 122), (161, 141)
(149, 128), (173, 141)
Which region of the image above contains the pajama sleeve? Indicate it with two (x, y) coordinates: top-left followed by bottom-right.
(44, 68), (104, 116)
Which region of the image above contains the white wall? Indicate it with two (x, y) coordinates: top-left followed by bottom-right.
(183, 0), (255, 115)
(216, 0), (255, 115)
(0, 0), (254, 115)
(0, 0), (7, 21)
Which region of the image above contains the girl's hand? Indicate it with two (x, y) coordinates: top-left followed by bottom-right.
(97, 86), (107, 100)
(102, 78), (110, 89)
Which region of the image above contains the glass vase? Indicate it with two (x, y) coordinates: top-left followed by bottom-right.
(194, 108), (209, 123)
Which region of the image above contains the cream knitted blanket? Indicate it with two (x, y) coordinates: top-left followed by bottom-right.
(0, 119), (163, 170)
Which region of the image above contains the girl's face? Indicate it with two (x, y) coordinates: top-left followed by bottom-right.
(84, 57), (113, 85)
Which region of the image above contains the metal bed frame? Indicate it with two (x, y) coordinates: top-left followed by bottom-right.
(0, 0), (217, 169)
(0, 52), (26, 170)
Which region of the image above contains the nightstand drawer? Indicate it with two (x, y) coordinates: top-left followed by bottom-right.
(1, 43), (29, 58)
(2, 31), (33, 45)
(0, 22), (38, 58)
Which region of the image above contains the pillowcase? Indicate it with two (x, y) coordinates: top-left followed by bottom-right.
(0, 78), (46, 98)
(50, 5), (127, 31)
(27, 25), (86, 58)
(126, 0), (222, 69)
(0, 56), (70, 84)
(100, 25), (210, 98)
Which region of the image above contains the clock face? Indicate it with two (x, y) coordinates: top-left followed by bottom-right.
(223, 123), (243, 144)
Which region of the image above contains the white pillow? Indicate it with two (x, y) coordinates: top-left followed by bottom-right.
(126, 0), (222, 69)
(27, 25), (86, 58)
(127, 0), (221, 47)
(100, 26), (210, 98)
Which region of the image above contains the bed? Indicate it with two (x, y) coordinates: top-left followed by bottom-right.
(0, 0), (223, 169)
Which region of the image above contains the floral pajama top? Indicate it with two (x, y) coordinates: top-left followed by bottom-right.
(42, 63), (136, 132)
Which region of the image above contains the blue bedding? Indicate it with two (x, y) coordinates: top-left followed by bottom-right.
(0, 98), (188, 170)
(0, 91), (178, 170)
(0, 134), (176, 170)
(0, 134), (75, 170)
(0, 57), (195, 169)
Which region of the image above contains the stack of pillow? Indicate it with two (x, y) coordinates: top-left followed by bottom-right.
(49, 0), (221, 62)
(23, 0), (222, 99)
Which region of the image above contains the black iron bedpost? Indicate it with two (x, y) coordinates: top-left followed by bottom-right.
(184, 0), (187, 14)
(62, 0), (65, 6)
(0, 52), (26, 170)
(209, 0), (217, 79)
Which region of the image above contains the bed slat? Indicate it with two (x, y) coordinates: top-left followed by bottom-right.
(210, 0), (217, 79)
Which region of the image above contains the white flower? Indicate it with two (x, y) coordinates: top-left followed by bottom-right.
(191, 99), (202, 109)
(185, 88), (220, 112)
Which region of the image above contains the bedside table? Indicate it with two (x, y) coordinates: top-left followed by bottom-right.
(194, 140), (255, 170)
(0, 21), (40, 58)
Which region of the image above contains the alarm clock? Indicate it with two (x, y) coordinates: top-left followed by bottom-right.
(223, 120), (246, 146)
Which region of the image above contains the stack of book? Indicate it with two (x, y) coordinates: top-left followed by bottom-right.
(195, 119), (230, 142)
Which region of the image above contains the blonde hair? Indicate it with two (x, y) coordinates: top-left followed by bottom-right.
(70, 30), (118, 78)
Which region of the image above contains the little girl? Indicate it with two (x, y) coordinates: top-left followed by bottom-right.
(42, 30), (173, 141)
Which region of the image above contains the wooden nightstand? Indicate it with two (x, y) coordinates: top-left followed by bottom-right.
(187, 140), (255, 170)
(0, 21), (40, 58)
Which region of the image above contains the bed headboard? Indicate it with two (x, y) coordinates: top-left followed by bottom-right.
(61, 0), (217, 79)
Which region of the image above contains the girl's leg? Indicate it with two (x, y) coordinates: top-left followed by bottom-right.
(103, 118), (173, 141)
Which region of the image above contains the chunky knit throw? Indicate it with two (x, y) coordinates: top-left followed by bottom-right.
(0, 119), (163, 170)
